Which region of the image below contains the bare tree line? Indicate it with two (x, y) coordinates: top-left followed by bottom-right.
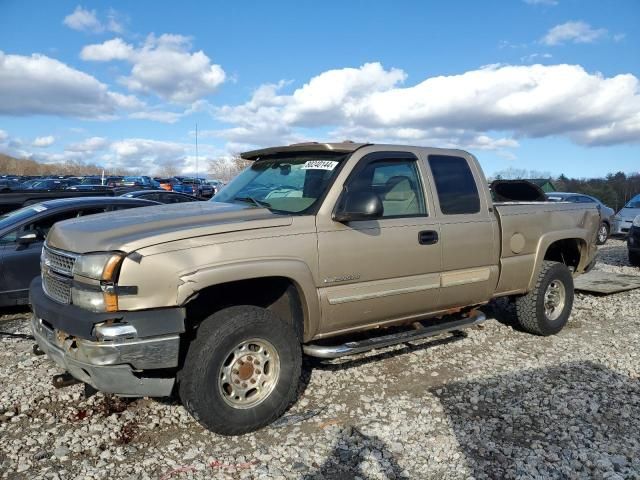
(208, 155), (252, 182)
(0, 153), (252, 181)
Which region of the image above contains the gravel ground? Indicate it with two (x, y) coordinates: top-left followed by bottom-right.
(1, 239), (639, 479)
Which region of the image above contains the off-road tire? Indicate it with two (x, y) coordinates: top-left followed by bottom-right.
(596, 222), (609, 245)
(178, 306), (301, 435)
(514, 261), (574, 336)
(630, 251), (640, 267)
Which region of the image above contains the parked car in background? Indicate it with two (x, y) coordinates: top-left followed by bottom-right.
(0, 180), (21, 192)
(26, 179), (77, 190)
(0, 197), (159, 307)
(208, 179), (224, 196)
(546, 192), (615, 245)
(17, 179), (41, 189)
(66, 184), (113, 192)
(191, 178), (213, 198)
(121, 176), (160, 189)
(155, 178), (176, 191)
(171, 177), (195, 196)
(121, 190), (200, 204)
(612, 194), (640, 237)
(628, 215), (640, 266)
(171, 177), (212, 198)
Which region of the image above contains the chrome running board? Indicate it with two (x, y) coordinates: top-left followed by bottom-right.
(303, 311), (486, 359)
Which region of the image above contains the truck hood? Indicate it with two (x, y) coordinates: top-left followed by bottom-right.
(46, 202), (293, 254)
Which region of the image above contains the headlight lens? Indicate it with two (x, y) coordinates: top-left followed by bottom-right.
(71, 285), (119, 313)
(72, 252), (124, 281)
(71, 252), (123, 312)
(633, 215), (640, 227)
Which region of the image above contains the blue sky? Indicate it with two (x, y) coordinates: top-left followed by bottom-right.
(0, 0), (638, 177)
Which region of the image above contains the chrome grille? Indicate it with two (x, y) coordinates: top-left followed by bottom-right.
(42, 246), (76, 276)
(42, 270), (72, 304)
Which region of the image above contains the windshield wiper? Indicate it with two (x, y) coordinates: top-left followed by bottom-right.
(235, 196), (272, 208)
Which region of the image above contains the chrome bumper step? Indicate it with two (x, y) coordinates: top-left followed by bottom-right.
(303, 311), (486, 359)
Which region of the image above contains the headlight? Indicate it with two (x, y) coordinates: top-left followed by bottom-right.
(71, 286), (118, 313)
(72, 252), (124, 281)
(633, 215), (640, 227)
(71, 252), (123, 312)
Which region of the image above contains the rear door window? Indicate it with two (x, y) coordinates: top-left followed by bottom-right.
(428, 155), (480, 215)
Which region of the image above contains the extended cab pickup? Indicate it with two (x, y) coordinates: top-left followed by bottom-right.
(30, 143), (599, 435)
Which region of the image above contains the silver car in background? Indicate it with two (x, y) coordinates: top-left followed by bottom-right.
(612, 194), (640, 237)
(546, 192), (615, 245)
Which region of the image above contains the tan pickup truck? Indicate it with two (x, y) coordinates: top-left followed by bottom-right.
(30, 143), (599, 435)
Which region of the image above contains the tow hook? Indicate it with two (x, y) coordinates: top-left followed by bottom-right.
(52, 373), (81, 389)
(32, 344), (45, 356)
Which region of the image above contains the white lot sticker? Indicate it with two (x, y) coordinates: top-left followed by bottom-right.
(32, 205), (47, 212)
(302, 160), (338, 171)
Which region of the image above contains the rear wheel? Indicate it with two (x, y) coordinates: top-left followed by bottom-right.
(596, 222), (609, 245)
(179, 306), (301, 435)
(630, 251), (640, 267)
(514, 261), (574, 336)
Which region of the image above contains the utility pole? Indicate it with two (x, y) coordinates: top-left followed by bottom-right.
(195, 124), (199, 175)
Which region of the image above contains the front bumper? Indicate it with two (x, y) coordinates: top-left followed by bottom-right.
(612, 219), (633, 236)
(30, 278), (185, 397)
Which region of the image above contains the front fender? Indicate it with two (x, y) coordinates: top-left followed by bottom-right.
(176, 258), (321, 341)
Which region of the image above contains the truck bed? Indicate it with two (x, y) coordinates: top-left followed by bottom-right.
(493, 201), (599, 296)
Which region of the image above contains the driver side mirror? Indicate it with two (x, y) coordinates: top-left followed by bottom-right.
(333, 191), (383, 223)
(17, 232), (41, 247)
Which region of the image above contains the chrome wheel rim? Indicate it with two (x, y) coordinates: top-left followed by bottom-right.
(218, 338), (280, 409)
(598, 225), (607, 243)
(544, 280), (566, 321)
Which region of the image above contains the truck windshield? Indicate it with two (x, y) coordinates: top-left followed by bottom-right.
(212, 153), (346, 214)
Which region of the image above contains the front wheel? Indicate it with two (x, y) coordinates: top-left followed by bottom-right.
(630, 250), (640, 267)
(178, 306), (301, 435)
(596, 222), (609, 245)
(514, 261), (574, 336)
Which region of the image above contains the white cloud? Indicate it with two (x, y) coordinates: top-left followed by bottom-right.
(541, 21), (607, 46)
(63, 6), (102, 32)
(82, 34), (226, 103)
(524, 0), (558, 5)
(0, 50), (143, 118)
(105, 9), (125, 34)
(0, 130), (7, 142)
(66, 136), (109, 152)
(32, 136), (55, 147)
(81, 38), (133, 61)
(108, 138), (188, 171)
(63, 5), (123, 34)
(213, 62), (640, 150)
(520, 53), (553, 63)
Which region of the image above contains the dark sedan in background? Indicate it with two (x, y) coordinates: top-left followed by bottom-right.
(0, 196), (158, 306)
(546, 192), (615, 245)
(628, 215), (640, 266)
